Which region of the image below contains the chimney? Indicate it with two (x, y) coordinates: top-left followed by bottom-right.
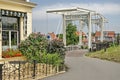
(26, 0), (29, 2)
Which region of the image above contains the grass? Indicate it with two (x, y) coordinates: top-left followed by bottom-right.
(86, 45), (120, 63)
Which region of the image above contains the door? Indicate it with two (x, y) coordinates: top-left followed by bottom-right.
(11, 31), (18, 49)
(2, 30), (19, 50)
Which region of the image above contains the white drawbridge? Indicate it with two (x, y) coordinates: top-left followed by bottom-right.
(47, 7), (108, 50)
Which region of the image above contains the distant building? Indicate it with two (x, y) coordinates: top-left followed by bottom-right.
(95, 31), (115, 42)
(75, 31), (88, 45)
(0, 0), (36, 58)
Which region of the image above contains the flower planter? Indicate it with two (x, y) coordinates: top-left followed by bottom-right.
(14, 53), (22, 57)
(2, 49), (22, 58)
(2, 53), (22, 58)
(2, 55), (22, 58)
(2, 55), (11, 58)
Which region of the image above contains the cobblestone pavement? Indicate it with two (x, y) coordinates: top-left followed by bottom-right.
(39, 49), (120, 80)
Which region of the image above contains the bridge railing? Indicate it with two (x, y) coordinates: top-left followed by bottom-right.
(65, 45), (80, 51)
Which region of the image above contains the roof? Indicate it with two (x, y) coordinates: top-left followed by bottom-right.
(47, 7), (95, 13)
(107, 31), (115, 37)
(0, 0), (36, 8)
(75, 31), (86, 36)
(95, 31), (101, 37)
(95, 31), (115, 37)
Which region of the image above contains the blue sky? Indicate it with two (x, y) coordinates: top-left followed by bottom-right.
(31, 0), (120, 34)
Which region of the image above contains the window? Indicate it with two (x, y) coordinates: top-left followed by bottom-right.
(2, 16), (19, 50)
(2, 17), (18, 30)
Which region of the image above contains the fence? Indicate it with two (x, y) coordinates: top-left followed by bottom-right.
(91, 42), (113, 52)
(0, 57), (65, 80)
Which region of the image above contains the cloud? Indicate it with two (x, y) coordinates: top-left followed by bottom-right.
(33, 3), (120, 20)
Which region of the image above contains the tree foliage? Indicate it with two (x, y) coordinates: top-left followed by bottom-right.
(66, 23), (79, 45)
(57, 34), (63, 40)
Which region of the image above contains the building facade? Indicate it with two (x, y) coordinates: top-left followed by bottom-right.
(0, 0), (36, 58)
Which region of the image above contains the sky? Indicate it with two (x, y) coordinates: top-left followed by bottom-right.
(31, 0), (120, 34)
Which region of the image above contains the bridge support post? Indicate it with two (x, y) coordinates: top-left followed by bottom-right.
(79, 20), (83, 48)
(100, 17), (104, 42)
(63, 14), (66, 46)
(88, 12), (92, 50)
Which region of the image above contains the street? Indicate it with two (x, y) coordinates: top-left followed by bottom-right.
(40, 50), (120, 80)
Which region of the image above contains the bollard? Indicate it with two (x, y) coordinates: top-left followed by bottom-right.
(89, 48), (91, 52)
(0, 63), (3, 80)
(104, 43), (107, 52)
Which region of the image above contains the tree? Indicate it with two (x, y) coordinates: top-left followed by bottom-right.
(66, 23), (79, 45)
(57, 34), (63, 40)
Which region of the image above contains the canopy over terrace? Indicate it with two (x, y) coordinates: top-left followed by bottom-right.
(46, 7), (107, 50)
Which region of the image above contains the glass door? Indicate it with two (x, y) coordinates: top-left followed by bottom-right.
(2, 30), (19, 50)
(2, 31), (9, 50)
(11, 31), (18, 49)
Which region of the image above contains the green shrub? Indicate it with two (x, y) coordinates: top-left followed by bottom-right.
(19, 33), (65, 65)
(19, 33), (48, 62)
(41, 52), (63, 66)
(47, 39), (66, 60)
